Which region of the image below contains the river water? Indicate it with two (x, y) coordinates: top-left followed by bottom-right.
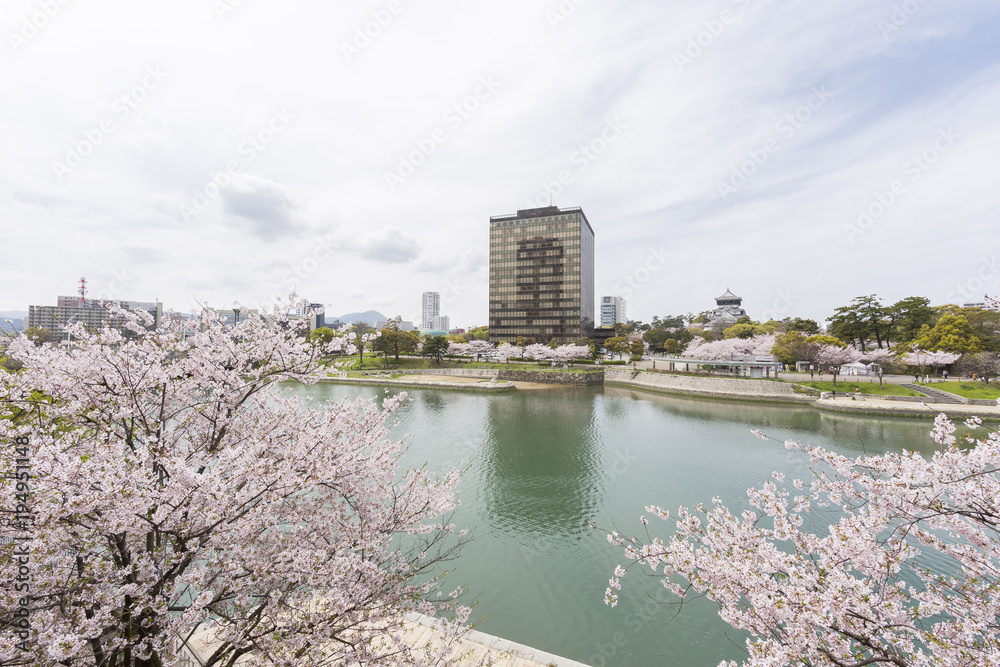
(290, 382), (942, 666)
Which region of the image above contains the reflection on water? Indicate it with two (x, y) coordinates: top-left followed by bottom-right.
(481, 388), (604, 539)
(290, 381), (953, 667)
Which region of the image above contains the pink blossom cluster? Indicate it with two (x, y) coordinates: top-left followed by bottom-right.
(447, 340), (492, 357)
(681, 335), (777, 361)
(0, 307), (469, 665)
(521, 344), (590, 363)
(606, 414), (1000, 666)
(903, 348), (962, 370)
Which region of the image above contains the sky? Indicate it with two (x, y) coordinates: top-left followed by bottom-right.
(2, 0), (1000, 328)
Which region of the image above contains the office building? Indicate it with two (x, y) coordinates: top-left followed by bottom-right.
(489, 205), (595, 344)
(600, 296), (627, 327)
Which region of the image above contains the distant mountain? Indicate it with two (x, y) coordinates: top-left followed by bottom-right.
(0, 311), (26, 332)
(336, 310), (387, 325)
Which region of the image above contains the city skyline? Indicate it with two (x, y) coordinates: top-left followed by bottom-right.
(2, 2), (1000, 325)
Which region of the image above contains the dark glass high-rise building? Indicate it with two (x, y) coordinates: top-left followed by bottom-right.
(489, 205), (595, 344)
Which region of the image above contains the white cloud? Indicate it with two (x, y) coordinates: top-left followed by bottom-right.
(2, 0), (1000, 326)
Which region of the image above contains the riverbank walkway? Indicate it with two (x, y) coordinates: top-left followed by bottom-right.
(181, 613), (588, 666)
(398, 613), (589, 666)
(317, 368), (1000, 419)
(815, 393), (1000, 419)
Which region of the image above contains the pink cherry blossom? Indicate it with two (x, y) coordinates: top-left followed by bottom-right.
(0, 304), (469, 665)
(605, 414), (1000, 666)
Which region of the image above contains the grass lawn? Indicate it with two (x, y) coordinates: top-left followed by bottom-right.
(793, 381), (925, 397)
(918, 381), (1000, 400)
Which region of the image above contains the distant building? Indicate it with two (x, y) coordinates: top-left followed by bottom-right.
(374, 318), (416, 331)
(963, 301), (1000, 312)
(29, 297), (162, 336)
(489, 205), (595, 344)
(430, 315), (450, 332)
(704, 289), (748, 333)
(292, 299), (326, 327)
(214, 309), (259, 327)
(600, 296), (627, 327)
(421, 292), (441, 330)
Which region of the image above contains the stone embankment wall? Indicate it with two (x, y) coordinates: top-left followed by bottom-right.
(399, 368), (603, 386)
(830, 393), (930, 404)
(605, 369), (815, 402)
(496, 369), (604, 386)
(395, 369), (498, 379)
(321, 370), (513, 392)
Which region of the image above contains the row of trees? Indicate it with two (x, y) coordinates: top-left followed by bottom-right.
(681, 332), (985, 388)
(829, 295), (998, 353)
(611, 294), (998, 359)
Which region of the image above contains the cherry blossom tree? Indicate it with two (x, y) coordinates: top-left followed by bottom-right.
(816, 344), (863, 388)
(0, 308), (469, 666)
(904, 349), (961, 378)
(552, 345), (592, 365)
(494, 342), (522, 363)
(523, 343), (555, 363)
(680, 335), (777, 362)
(466, 340), (492, 357)
(605, 414), (1000, 667)
(447, 341), (470, 357)
(859, 347), (899, 389)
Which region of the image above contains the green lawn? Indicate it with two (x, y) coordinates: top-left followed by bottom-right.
(918, 381), (1000, 400)
(793, 381), (925, 397)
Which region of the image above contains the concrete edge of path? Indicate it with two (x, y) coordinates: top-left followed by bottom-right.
(813, 396), (1000, 420)
(403, 612), (592, 667)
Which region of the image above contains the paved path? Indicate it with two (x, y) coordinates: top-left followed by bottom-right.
(399, 613), (589, 666)
(183, 614), (588, 666)
(816, 394), (1000, 419)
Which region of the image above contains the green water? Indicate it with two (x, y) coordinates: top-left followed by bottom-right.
(290, 383), (942, 666)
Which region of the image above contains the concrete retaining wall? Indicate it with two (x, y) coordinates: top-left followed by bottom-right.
(497, 369), (604, 386)
(832, 393), (932, 404)
(392, 369), (498, 379)
(605, 369), (814, 402)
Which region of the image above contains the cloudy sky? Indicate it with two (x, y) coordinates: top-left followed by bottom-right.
(2, 0), (999, 327)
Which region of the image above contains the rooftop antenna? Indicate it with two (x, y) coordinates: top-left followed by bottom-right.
(79, 277), (87, 305)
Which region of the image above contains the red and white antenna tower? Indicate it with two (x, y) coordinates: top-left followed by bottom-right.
(79, 277), (87, 304)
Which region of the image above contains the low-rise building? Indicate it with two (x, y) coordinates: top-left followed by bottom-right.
(29, 297), (162, 336)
